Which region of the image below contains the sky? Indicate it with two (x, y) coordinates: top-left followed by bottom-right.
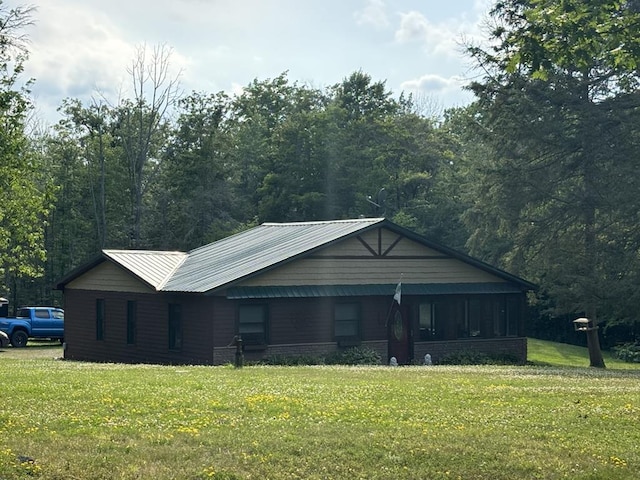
(7, 0), (494, 125)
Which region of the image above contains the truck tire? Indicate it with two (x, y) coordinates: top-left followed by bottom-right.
(10, 330), (28, 348)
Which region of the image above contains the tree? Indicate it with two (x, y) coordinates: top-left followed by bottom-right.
(465, 0), (640, 367)
(114, 44), (181, 248)
(0, 3), (54, 306)
(151, 91), (239, 249)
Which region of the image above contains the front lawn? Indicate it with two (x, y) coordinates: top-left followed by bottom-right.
(1, 351), (639, 479)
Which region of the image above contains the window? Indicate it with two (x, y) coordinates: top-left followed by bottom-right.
(168, 304), (182, 350)
(96, 299), (105, 341)
(506, 296), (521, 337)
(127, 301), (137, 345)
(238, 304), (268, 346)
(35, 309), (51, 318)
(334, 303), (360, 343)
(418, 302), (435, 340)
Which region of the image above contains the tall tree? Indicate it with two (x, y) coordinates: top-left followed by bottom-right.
(466, 0), (640, 367)
(114, 44), (180, 248)
(56, 99), (117, 249)
(0, 3), (54, 306)
(151, 91), (239, 249)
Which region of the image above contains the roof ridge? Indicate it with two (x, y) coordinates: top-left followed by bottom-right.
(157, 253), (189, 291)
(104, 249), (186, 255)
(263, 218), (384, 227)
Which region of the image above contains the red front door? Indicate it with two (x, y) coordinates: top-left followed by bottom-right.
(388, 305), (410, 364)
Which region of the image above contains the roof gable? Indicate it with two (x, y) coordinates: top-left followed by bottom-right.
(103, 250), (187, 290)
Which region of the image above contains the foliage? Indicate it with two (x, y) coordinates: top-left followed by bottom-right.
(0, 4), (54, 302)
(1, 353), (640, 479)
(463, 0), (640, 359)
(612, 343), (640, 364)
(260, 354), (324, 366)
(324, 346), (381, 365)
(438, 349), (520, 366)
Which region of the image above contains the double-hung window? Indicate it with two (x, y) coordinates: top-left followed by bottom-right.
(334, 302), (360, 344)
(238, 304), (268, 346)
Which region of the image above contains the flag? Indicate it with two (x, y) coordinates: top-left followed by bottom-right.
(393, 281), (401, 305)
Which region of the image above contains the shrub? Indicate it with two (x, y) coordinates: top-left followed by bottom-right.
(324, 346), (381, 365)
(612, 343), (640, 363)
(261, 354), (324, 366)
(439, 350), (520, 366)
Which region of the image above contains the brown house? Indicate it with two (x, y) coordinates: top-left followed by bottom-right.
(56, 218), (536, 365)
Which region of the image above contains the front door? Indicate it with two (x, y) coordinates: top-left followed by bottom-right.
(388, 305), (410, 364)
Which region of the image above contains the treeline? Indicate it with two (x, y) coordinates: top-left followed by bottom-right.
(2, 1), (640, 348)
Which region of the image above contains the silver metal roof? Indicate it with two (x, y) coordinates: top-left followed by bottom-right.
(103, 249), (187, 290)
(162, 218), (385, 293)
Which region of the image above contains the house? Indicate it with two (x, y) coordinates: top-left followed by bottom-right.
(55, 218), (536, 365)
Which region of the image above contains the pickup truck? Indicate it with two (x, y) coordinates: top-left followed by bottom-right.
(0, 306), (64, 347)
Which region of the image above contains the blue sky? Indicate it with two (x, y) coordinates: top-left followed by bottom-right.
(9, 0), (493, 124)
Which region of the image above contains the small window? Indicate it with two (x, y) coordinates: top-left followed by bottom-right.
(127, 301), (137, 345)
(418, 302), (435, 340)
(238, 304), (268, 346)
(96, 299), (105, 341)
(35, 309), (50, 319)
(334, 303), (360, 343)
(168, 304), (182, 350)
(52, 310), (64, 320)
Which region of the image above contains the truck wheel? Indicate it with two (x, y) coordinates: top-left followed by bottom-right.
(10, 330), (28, 348)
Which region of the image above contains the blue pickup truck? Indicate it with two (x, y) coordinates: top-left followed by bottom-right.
(0, 305), (64, 348)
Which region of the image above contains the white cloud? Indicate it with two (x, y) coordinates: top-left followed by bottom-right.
(394, 11), (430, 44)
(27, 3), (134, 105)
(401, 73), (467, 94)
(401, 74), (474, 113)
(354, 0), (390, 29)
(11, 0), (489, 125)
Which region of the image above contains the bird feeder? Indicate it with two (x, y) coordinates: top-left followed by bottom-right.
(573, 317), (595, 332)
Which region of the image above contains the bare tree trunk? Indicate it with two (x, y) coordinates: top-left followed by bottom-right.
(120, 44), (181, 247)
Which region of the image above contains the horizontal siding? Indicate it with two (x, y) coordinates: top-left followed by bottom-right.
(244, 297), (388, 346)
(67, 261), (155, 294)
(240, 257), (504, 287)
(64, 289), (214, 364)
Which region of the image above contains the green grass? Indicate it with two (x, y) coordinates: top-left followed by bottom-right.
(1, 340), (639, 479)
(527, 337), (640, 369)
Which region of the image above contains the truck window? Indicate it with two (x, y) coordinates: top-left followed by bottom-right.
(35, 309), (51, 318)
(17, 308), (29, 318)
(52, 310), (64, 319)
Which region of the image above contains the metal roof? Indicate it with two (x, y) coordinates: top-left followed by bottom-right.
(56, 217), (537, 293)
(162, 218), (384, 293)
(103, 250), (187, 290)
(226, 283), (525, 299)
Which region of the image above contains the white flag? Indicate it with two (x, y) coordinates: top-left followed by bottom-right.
(393, 282), (401, 305)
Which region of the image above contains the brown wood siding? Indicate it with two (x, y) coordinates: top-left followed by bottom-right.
(240, 257), (503, 286)
(66, 261), (155, 293)
(210, 297), (237, 348)
(224, 296), (391, 347)
(63, 289), (214, 364)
